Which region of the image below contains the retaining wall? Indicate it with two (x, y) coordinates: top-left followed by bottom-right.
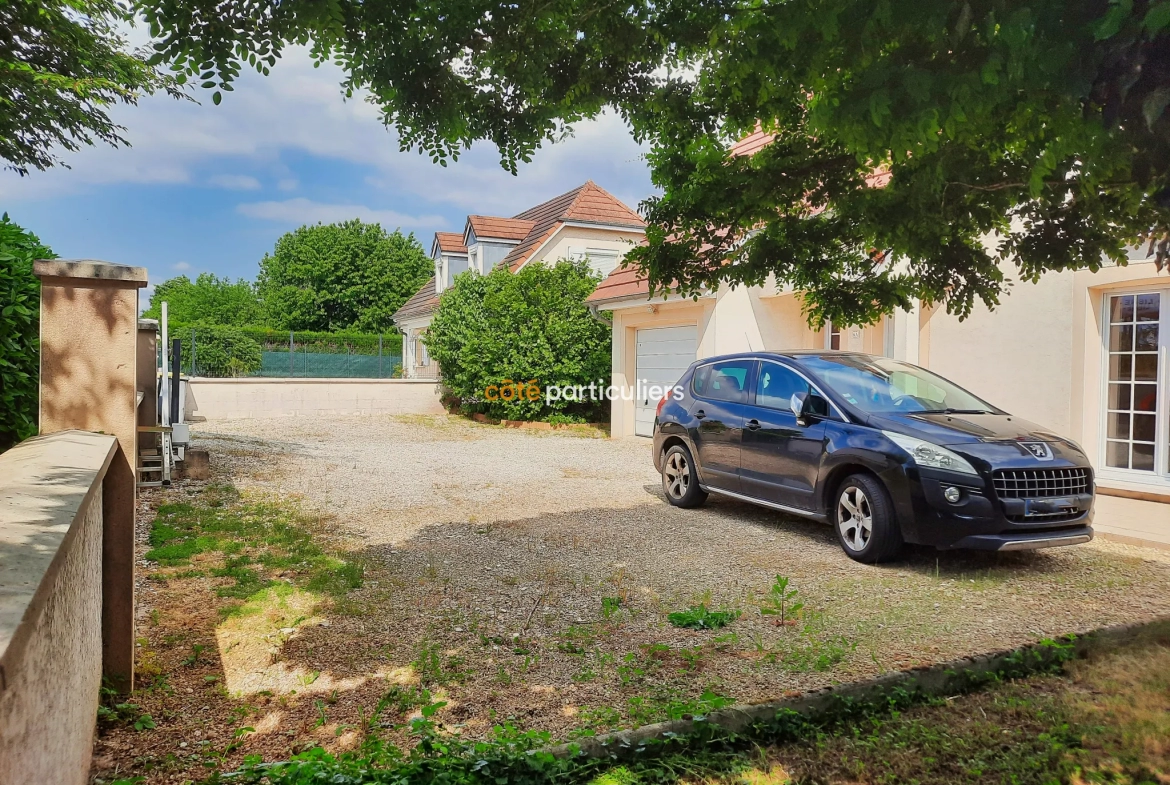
(0, 431), (119, 785)
(186, 377), (445, 420)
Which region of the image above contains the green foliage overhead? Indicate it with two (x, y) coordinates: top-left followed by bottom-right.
(425, 261), (610, 421)
(256, 220), (432, 332)
(0, 215), (54, 451)
(142, 273), (263, 326)
(1, 0), (182, 175)
(185, 324), (262, 377)
(135, 0), (1170, 324)
(628, 0), (1170, 325)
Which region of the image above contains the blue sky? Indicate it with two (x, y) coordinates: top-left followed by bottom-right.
(0, 46), (653, 301)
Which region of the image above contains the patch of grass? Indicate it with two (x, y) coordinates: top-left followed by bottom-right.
(626, 689), (734, 727)
(214, 628), (1170, 785)
(212, 555), (273, 599)
(668, 604), (741, 630)
(143, 484), (362, 602)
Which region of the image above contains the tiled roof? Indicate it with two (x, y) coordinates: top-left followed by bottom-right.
(435, 232), (467, 254)
(585, 259), (651, 304)
(467, 216), (535, 242)
(501, 181), (646, 271)
(729, 128), (775, 157)
(393, 277), (440, 322)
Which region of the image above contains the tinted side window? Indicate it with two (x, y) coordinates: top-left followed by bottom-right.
(692, 360), (752, 403)
(756, 362), (810, 410)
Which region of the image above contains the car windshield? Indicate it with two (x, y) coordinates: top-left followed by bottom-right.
(800, 355), (995, 415)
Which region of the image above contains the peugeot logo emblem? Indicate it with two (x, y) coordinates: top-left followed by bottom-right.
(1021, 442), (1053, 460)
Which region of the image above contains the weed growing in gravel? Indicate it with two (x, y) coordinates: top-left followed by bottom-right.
(601, 596), (623, 619)
(413, 640), (468, 687)
(96, 680), (156, 732)
(757, 575), (803, 626)
(143, 484), (363, 608)
(668, 605), (741, 630)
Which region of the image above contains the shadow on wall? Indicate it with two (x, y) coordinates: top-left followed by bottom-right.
(38, 284), (138, 434)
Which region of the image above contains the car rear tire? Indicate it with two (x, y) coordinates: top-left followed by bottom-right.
(661, 444), (708, 508)
(833, 473), (903, 563)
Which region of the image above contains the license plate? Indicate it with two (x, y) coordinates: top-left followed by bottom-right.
(1024, 497), (1078, 516)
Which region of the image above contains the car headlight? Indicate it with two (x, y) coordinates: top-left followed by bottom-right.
(882, 431), (979, 476)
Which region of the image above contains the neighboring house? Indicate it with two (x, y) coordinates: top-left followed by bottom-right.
(394, 181), (646, 378)
(587, 130), (1170, 510)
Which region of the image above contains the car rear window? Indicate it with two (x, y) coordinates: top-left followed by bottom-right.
(692, 360), (752, 403)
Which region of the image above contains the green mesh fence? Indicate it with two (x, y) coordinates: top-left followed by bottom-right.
(184, 326), (403, 378)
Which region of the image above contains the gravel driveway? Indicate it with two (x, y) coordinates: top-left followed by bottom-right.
(193, 414), (1170, 739)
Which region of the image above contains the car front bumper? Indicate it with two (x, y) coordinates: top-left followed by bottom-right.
(881, 464), (1095, 551)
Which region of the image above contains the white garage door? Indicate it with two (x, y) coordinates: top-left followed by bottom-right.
(635, 325), (698, 437)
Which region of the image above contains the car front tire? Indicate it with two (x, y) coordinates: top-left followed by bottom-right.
(661, 444), (708, 508)
(833, 473), (903, 563)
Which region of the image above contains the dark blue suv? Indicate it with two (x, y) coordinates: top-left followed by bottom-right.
(652, 352), (1095, 562)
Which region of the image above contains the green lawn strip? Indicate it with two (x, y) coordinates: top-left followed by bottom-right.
(204, 625), (1169, 785)
(144, 483), (362, 606)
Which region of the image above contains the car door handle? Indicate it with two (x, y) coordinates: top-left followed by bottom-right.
(745, 418), (761, 431)
(694, 409), (706, 420)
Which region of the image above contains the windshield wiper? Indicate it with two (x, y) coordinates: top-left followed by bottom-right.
(916, 408), (993, 415)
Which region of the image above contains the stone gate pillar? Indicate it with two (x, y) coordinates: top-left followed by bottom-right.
(34, 260), (148, 692)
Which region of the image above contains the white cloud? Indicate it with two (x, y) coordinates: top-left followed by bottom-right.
(173, 260), (191, 271)
(209, 174), (261, 190)
(237, 197), (446, 230)
(0, 46), (652, 218)
(277, 178), (299, 191)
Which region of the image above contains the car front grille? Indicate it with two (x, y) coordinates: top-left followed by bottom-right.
(992, 467), (1092, 500)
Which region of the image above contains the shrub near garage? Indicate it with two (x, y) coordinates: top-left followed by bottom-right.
(425, 260), (611, 422)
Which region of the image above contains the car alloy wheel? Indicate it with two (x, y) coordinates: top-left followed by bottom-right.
(663, 450), (691, 500)
(837, 485), (873, 552)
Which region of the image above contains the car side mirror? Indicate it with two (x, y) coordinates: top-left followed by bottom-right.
(791, 391), (829, 420)
(789, 392), (807, 417)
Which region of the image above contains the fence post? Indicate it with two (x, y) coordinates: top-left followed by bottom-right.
(191, 328), (196, 376)
(378, 334), (383, 378)
(289, 331), (294, 377)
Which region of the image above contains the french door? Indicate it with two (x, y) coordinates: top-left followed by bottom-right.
(1103, 290), (1170, 479)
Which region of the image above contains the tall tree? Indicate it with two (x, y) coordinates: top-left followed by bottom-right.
(135, 0), (1170, 323)
(142, 272), (264, 326)
(0, 215), (55, 451)
(256, 220), (432, 332)
(1, 0), (182, 175)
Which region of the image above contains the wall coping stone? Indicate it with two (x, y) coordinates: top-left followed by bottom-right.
(0, 431), (118, 659)
(34, 259), (148, 285)
(186, 377), (440, 384)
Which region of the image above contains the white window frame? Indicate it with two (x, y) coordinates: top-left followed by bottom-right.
(1096, 287), (1170, 486)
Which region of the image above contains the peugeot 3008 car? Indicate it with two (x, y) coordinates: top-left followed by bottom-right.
(653, 352), (1094, 563)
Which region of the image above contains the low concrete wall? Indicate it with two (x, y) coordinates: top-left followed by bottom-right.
(186, 378), (445, 420)
(0, 431), (119, 785)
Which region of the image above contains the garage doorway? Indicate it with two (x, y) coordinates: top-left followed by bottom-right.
(635, 325), (698, 437)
